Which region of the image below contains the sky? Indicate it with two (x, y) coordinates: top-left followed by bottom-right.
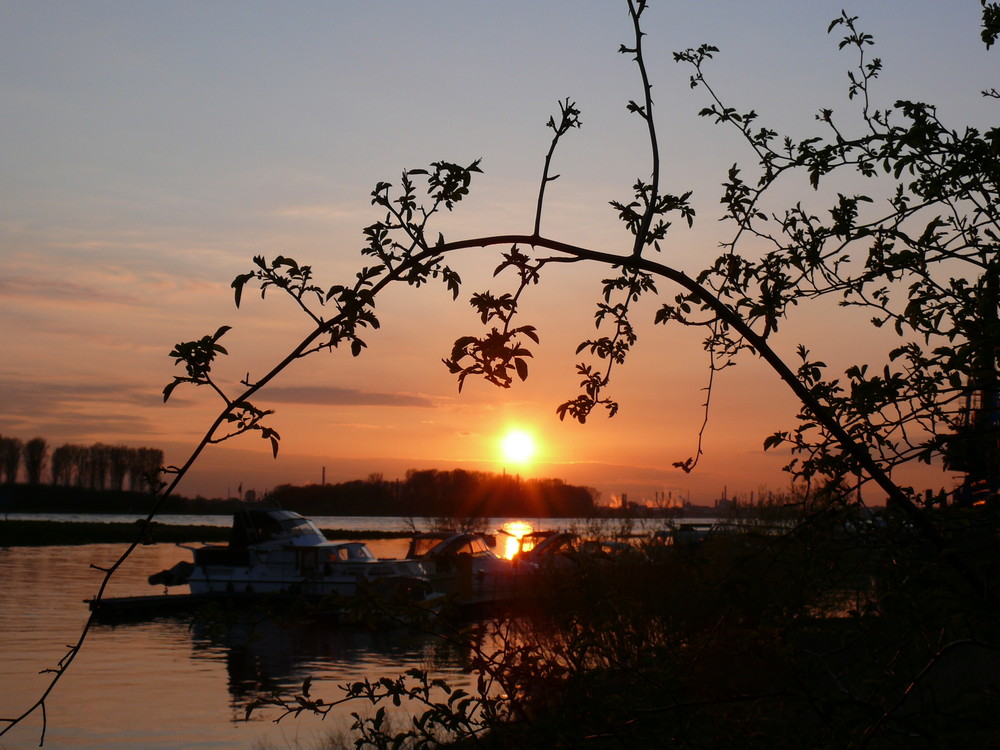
(1, 1), (995, 505)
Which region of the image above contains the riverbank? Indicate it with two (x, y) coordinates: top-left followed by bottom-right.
(0, 519), (411, 547)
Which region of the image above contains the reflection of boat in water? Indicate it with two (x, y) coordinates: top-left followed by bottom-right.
(405, 532), (516, 606)
(186, 614), (466, 703)
(158, 508), (431, 599)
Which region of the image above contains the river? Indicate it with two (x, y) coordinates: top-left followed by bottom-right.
(0, 538), (477, 749)
(0, 513), (684, 748)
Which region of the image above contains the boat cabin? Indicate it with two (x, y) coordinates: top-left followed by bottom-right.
(229, 508), (327, 548)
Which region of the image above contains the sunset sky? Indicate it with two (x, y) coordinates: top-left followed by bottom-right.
(2, 1), (995, 505)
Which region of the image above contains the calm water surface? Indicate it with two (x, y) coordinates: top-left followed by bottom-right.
(1, 515), (675, 748)
(0, 541), (476, 750)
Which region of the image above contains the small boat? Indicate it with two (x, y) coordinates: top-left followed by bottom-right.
(405, 531), (515, 606)
(512, 530), (581, 569)
(148, 508), (433, 601)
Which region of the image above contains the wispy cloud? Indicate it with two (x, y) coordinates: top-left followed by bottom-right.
(0, 275), (140, 306)
(262, 385), (435, 408)
(4, 411), (157, 440)
(0, 377), (162, 442)
(0, 378), (159, 417)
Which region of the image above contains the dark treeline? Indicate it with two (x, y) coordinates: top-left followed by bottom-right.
(1, 468), (598, 519)
(0, 484), (241, 515)
(0, 434), (162, 492)
(269, 469), (598, 518)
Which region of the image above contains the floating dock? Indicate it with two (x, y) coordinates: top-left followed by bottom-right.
(86, 591), (344, 622)
(88, 593), (229, 621)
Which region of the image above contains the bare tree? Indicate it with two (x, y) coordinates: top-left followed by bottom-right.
(22, 437), (48, 485)
(50, 444), (73, 486)
(133, 447), (163, 492)
(70, 444), (90, 489)
(106, 445), (130, 491)
(86, 444), (111, 490)
(0, 436), (23, 485)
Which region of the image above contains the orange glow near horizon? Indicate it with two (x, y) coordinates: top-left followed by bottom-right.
(499, 520), (534, 559)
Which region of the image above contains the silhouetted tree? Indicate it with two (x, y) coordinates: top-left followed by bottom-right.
(0, 436), (23, 484)
(38, 441), (163, 492)
(86, 444), (110, 490)
(670, 12), (1000, 509)
(50, 445), (71, 486)
(106, 445), (130, 491)
(132, 447), (163, 491)
(69, 444), (90, 489)
(50, 444), (84, 486)
(22, 438), (47, 485)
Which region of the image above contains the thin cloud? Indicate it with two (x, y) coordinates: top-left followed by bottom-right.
(0, 403), (159, 444)
(263, 385), (434, 408)
(0, 275), (139, 305)
(0, 377), (165, 444)
(0, 378), (160, 417)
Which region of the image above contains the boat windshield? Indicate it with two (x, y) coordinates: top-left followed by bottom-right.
(231, 509), (327, 546)
(406, 533), (452, 558)
(329, 543), (377, 562)
(429, 535), (495, 558)
(279, 516), (324, 540)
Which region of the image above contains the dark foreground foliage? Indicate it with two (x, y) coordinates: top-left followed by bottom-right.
(485, 511), (1000, 749)
(252, 503), (1000, 749)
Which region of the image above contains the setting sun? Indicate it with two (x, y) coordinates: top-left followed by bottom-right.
(500, 429), (537, 465)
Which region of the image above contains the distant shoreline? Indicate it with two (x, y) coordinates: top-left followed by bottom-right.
(0, 519), (411, 547)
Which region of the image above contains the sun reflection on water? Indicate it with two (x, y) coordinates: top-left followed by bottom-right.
(498, 520), (534, 559)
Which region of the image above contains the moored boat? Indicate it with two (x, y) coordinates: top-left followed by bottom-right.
(148, 507), (433, 601)
(404, 531), (516, 606)
(511, 530), (581, 569)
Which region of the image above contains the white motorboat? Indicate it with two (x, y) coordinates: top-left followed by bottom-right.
(149, 508), (432, 602)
